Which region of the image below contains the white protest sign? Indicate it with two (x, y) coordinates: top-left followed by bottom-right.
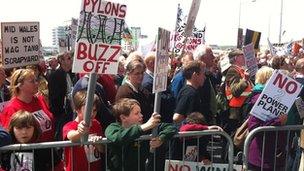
(32, 110), (52, 133)
(10, 152), (33, 171)
(250, 70), (303, 121)
(153, 28), (170, 93)
(72, 0), (127, 74)
(1, 22), (40, 68)
(243, 43), (258, 77)
(84, 134), (101, 163)
(164, 160), (242, 171)
(220, 56), (231, 73)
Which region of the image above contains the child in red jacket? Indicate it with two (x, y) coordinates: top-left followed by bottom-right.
(180, 112), (222, 164)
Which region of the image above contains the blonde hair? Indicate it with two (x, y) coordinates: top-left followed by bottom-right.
(10, 69), (36, 96)
(255, 66), (274, 85)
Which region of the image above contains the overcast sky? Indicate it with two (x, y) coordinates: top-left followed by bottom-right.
(1, 0), (303, 47)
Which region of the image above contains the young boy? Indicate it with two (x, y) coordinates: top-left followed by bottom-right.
(105, 98), (177, 171)
(63, 90), (103, 171)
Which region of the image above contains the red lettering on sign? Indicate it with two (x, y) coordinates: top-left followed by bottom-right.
(273, 73), (298, 94)
(97, 44), (109, 61)
(108, 45), (120, 62)
(76, 42), (87, 59)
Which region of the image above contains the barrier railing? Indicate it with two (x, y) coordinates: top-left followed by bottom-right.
(242, 125), (304, 171)
(0, 130), (234, 171)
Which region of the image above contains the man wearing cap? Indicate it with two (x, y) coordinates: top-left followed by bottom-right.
(224, 49), (253, 134)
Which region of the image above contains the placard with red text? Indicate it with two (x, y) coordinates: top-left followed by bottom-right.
(72, 0), (127, 74)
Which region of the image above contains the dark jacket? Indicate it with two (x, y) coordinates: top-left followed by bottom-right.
(48, 67), (78, 118)
(0, 126), (11, 147)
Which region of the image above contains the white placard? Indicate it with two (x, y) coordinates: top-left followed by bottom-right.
(1, 22), (40, 68)
(164, 160), (242, 171)
(243, 43), (258, 77)
(72, 0), (127, 74)
(220, 56), (231, 73)
(10, 152), (33, 171)
(153, 28), (170, 93)
(84, 134), (101, 163)
(250, 70), (303, 121)
(32, 110), (52, 133)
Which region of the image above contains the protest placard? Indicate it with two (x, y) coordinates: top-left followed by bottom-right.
(243, 43), (258, 77)
(172, 4), (205, 55)
(220, 56), (231, 73)
(153, 28), (170, 93)
(72, 0), (127, 74)
(1, 22), (40, 68)
(250, 70), (303, 121)
(164, 160), (242, 171)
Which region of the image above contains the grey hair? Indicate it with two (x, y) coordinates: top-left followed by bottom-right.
(193, 44), (207, 60)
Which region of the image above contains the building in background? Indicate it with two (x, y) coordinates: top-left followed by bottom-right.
(51, 18), (78, 53)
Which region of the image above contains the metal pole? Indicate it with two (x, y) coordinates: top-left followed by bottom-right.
(81, 73), (97, 142)
(279, 0), (283, 43)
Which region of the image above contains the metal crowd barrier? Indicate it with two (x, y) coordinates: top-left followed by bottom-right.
(0, 130), (234, 171)
(242, 125), (304, 171)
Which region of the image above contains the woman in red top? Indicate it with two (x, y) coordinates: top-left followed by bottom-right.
(0, 68), (63, 170)
(1, 68), (54, 142)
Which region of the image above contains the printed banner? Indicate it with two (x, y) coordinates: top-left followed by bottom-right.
(250, 70), (303, 121)
(172, 4), (205, 55)
(1, 22), (40, 68)
(72, 0), (127, 74)
(164, 160), (242, 171)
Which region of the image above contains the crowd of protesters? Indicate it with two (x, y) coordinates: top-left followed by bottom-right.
(0, 44), (304, 171)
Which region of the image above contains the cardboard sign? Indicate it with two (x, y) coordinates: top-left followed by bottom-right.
(72, 0), (127, 74)
(164, 160), (242, 171)
(153, 28), (170, 93)
(250, 70), (303, 121)
(1, 22), (40, 68)
(32, 110), (52, 133)
(243, 43), (258, 77)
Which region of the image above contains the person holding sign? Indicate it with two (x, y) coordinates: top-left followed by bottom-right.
(247, 67), (287, 171)
(63, 90), (103, 171)
(105, 98), (176, 171)
(224, 49), (253, 135)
